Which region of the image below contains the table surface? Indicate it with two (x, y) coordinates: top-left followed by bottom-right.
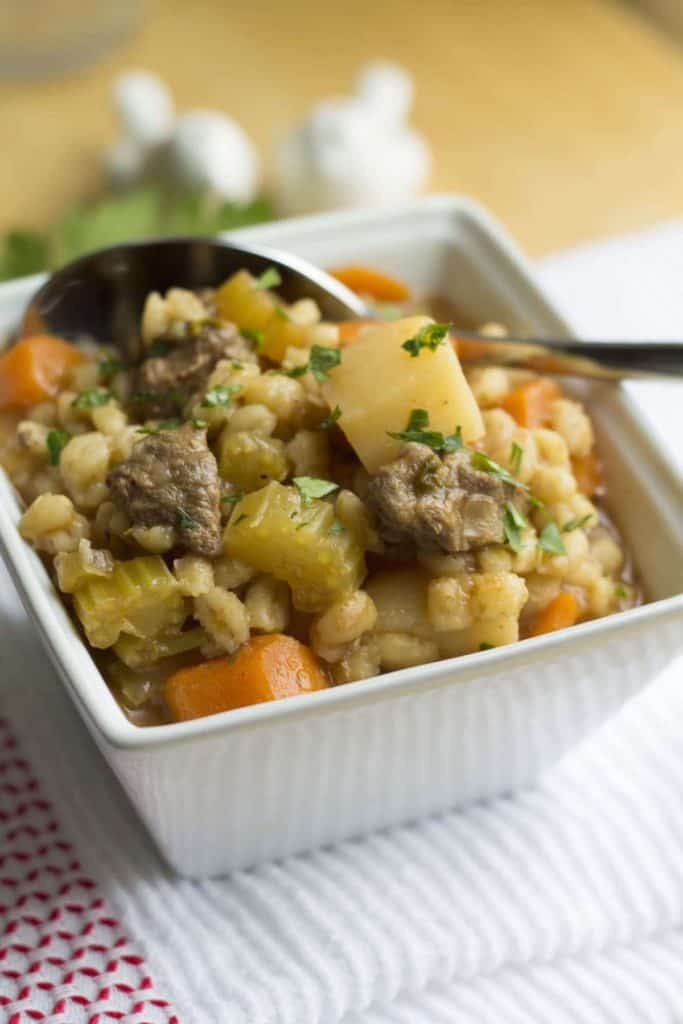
(1, 0), (683, 257)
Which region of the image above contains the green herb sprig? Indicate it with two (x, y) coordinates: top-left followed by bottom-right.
(319, 405), (342, 430)
(46, 429), (69, 466)
(401, 322), (451, 357)
(254, 267), (282, 290)
(471, 451), (529, 490)
(98, 355), (126, 378)
(241, 328), (264, 350)
(388, 409), (463, 454)
(510, 442), (523, 476)
(71, 388), (112, 410)
(293, 477), (340, 504)
(537, 521), (567, 555)
(562, 514), (594, 533)
(201, 384), (241, 408)
(176, 508), (200, 531)
(503, 501), (529, 553)
(286, 345), (342, 382)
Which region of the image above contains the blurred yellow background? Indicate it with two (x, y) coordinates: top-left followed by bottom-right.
(2, 0), (683, 255)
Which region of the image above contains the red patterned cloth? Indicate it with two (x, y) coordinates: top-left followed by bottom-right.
(0, 719), (179, 1024)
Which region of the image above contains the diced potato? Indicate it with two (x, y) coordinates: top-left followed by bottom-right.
(260, 310), (311, 363)
(214, 269), (312, 362)
(214, 269), (277, 332)
(365, 568), (433, 638)
(223, 481), (365, 612)
(217, 429), (289, 491)
(73, 555), (185, 648)
(322, 316), (484, 472)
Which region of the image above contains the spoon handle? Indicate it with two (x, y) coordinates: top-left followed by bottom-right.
(455, 333), (683, 380)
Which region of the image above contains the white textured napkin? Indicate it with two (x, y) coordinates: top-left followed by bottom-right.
(2, 220), (683, 1024)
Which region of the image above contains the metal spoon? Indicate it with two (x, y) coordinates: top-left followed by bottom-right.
(20, 237), (366, 362)
(20, 237), (683, 379)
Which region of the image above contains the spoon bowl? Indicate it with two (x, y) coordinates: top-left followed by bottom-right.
(20, 236), (365, 357)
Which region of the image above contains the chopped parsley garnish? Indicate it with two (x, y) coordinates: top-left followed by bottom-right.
(320, 405), (342, 429)
(528, 494), (545, 510)
(46, 429), (69, 466)
(201, 383), (241, 408)
(401, 322), (450, 357)
(146, 338), (173, 358)
(510, 441), (523, 476)
(136, 418), (182, 436)
(615, 582), (628, 599)
(285, 345), (342, 381)
(442, 425), (463, 453)
(309, 345), (341, 381)
(98, 355), (126, 377)
(537, 521), (567, 556)
(233, 513), (249, 526)
(479, 642), (495, 651)
(295, 519), (312, 531)
(387, 409), (463, 453)
(221, 492), (244, 506)
(231, 361), (244, 370)
(329, 519), (345, 536)
(562, 513), (594, 533)
(176, 508), (200, 531)
(241, 328), (264, 350)
(293, 476), (339, 504)
(273, 305), (290, 321)
(471, 451), (529, 491)
(254, 266), (282, 290)
(71, 387), (112, 409)
(503, 501), (529, 553)
(192, 417), (208, 428)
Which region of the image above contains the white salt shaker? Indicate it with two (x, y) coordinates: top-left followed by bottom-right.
(274, 60), (431, 216)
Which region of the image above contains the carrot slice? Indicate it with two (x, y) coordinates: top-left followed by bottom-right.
(337, 318), (376, 345)
(330, 265), (410, 302)
(571, 452), (602, 496)
(0, 335), (82, 411)
(452, 336), (489, 362)
(163, 634), (329, 721)
(529, 591), (580, 637)
(501, 377), (560, 428)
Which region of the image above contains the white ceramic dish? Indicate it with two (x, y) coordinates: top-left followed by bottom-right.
(0, 195), (681, 878)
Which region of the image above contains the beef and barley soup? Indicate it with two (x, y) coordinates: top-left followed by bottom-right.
(0, 265), (640, 724)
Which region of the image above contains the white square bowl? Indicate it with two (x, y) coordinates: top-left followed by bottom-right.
(0, 195), (681, 878)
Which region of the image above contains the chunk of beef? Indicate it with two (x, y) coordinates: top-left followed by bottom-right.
(367, 442), (516, 554)
(134, 322), (256, 418)
(107, 423), (222, 557)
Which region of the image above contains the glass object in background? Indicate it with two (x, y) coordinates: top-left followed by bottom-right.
(0, 0), (141, 79)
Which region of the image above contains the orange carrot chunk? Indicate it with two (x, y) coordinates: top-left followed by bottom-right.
(163, 634), (329, 722)
(501, 377), (560, 428)
(571, 452), (602, 496)
(452, 336), (489, 362)
(330, 265), (410, 302)
(337, 318), (376, 345)
(529, 591), (580, 637)
(0, 335), (82, 411)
